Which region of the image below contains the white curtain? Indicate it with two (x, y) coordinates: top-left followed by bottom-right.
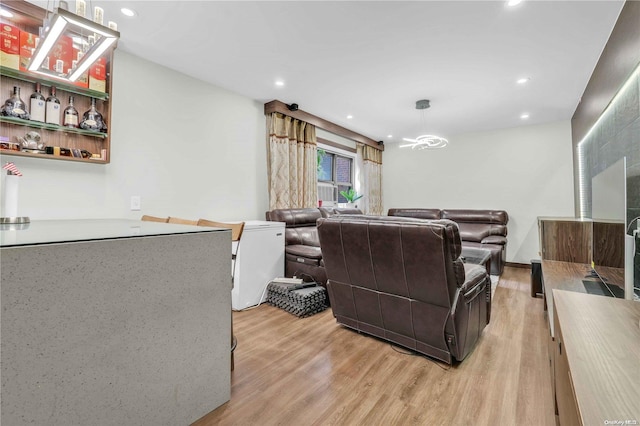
(267, 113), (318, 209)
(356, 143), (383, 215)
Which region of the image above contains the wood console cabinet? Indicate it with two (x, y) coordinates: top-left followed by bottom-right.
(552, 290), (640, 425)
(0, 1), (114, 164)
(538, 217), (592, 264)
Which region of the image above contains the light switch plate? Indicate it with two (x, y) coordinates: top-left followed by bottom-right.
(130, 196), (141, 211)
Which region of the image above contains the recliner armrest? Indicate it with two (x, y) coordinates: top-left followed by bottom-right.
(461, 279), (486, 302)
(481, 235), (507, 245)
(459, 263), (488, 302)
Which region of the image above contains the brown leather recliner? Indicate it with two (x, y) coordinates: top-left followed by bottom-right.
(266, 208), (327, 285)
(317, 215), (490, 364)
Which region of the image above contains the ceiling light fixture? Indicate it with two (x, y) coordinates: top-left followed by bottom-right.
(28, 7), (119, 82)
(347, 115), (353, 119)
(387, 134), (393, 138)
(507, 0), (523, 6)
(517, 77), (530, 84)
(120, 8), (136, 17)
(400, 100), (448, 150)
(521, 113), (530, 119)
(275, 80), (285, 87)
(0, 8), (14, 18)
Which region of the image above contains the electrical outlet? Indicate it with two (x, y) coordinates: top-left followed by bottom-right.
(130, 196), (141, 211)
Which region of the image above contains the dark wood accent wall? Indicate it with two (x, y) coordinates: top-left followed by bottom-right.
(264, 100), (383, 151)
(571, 1), (640, 146)
(571, 2), (640, 215)
(539, 219), (592, 264)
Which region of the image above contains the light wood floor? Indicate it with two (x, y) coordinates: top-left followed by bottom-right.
(195, 267), (556, 426)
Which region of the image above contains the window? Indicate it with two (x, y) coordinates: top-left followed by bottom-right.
(317, 148), (354, 205)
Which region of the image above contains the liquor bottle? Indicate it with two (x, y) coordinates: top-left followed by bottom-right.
(63, 96), (79, 128)
(80, 98), (106, 132)
(45, 86), (61, 125)
(29, 82), (46, 122)
(1, 86), (30, 119)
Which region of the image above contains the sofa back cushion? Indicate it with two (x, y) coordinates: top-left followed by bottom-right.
(319, 207), (363, 218)
(318, 215), (465, 307)
(441, 209), (508, 243)
(267, 208), (322, 226)
(266, 208), (322, 246)
(388, 208), (441, 220)
(286, 227), (320, 247)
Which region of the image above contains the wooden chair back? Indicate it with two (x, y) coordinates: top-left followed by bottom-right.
(141, 215), (169, 223)
(168, 217), (198, 226)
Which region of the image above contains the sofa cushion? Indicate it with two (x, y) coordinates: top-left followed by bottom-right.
(482, 235), (507, 245)
(441, 209), (508, 225)
(285, 244), (323, 260)
(268, 208), (322, 227)
(388, 208), (441, 220)
(319, 207), (363, 218)
(286, 227), (320, 247)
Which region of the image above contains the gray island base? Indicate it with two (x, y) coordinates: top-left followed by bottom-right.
(1, 220), (231, 425)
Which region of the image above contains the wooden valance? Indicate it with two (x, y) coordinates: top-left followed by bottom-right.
(264, 100), (384, 151)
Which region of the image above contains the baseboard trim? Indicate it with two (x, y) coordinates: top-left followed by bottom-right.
(506, 262), (530, 269)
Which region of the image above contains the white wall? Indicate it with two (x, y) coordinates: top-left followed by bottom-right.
(1, 51), (268, 222)
(383, 120), (575, 264)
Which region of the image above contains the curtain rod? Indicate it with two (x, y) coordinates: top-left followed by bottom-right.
(264, 100), (384, 151)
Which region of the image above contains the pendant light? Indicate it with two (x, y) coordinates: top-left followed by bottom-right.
(400, 100), (449, 150)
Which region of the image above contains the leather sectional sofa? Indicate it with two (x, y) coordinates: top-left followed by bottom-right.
(317, 215), (490, 364)
(388, 209), (509, 275)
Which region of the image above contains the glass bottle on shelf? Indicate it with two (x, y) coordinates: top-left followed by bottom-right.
(80, 98), (106, 132)
(63, 96), (79, 128)
(30, 82), (46, 122)
(45, 86), (61, 125)
(1, 86), (30, 119)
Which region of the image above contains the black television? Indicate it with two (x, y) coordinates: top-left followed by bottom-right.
(591, 157), (638, 300)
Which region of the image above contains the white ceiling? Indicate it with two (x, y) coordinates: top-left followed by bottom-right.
(28, 0), (625, 143)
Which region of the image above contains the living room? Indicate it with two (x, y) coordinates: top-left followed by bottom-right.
(1, 1), (639, 425)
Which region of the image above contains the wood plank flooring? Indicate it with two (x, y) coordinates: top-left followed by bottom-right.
(194, 267), (555, 426)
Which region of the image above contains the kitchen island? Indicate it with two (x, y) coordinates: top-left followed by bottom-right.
(1, 219), (231, 426)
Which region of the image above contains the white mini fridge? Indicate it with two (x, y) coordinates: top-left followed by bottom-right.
(232, 220), (285, 310)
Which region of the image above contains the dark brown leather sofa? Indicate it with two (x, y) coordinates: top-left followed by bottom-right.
(388, 208), (509, 274)
(317, 215), (490, 364)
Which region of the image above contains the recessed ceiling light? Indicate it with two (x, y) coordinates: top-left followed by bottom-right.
(275, 80), (285, 87)
(0, 8), (14, 18)
(517, 77), (530, 84)
(120, 8), (136, 17)
(521, 113), (530, 119)
(347, 115), (353, 119)
(507, 0), (523, 6)
(387, 134), (393, 138)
